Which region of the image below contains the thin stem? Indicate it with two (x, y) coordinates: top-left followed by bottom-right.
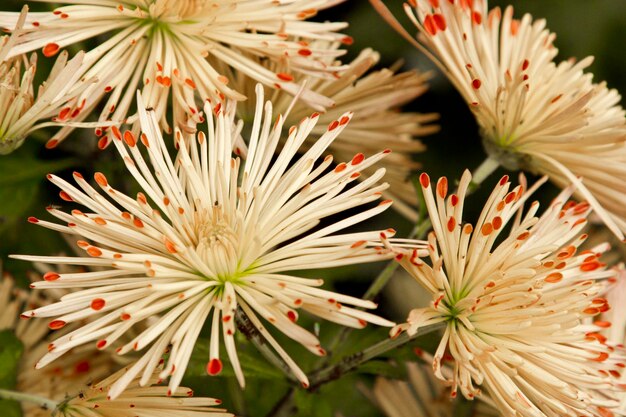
(265, 387), (296, 417)
(470, 156), (500, 190)
(308, 323), (443, 390)
(235, 309), (298, 384)
(269, 323), (443, 417)
(0, 388), (58, 411)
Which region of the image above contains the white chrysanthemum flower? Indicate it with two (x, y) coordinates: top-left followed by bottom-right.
(0, 6), (93, 154)
(0, 0), (352, 147)
(2, 272), (229, 416)
(1, 272), (119, 417)
(227, 43), (440, 221)
(13, 85), (396, 398)
(56, 366), (231, 417)
(373, 353), (498, 417)
(373, 0), (626, 239)
(387, 170), (624, 417)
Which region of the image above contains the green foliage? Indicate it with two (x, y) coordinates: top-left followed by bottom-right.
(0, 143), (76, 277)
(355, 360), (406, 379)
(294, 389), (333, 417)
(0, 152), (74, 232)
(0, 330), (24, 417)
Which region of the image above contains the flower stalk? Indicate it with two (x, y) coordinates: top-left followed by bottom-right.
(0, 388), (58, 412)
(308, 323), (443, 389)
(268, 323), (444, 417)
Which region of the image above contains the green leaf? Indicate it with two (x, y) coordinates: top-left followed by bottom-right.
(0, 330), (24, 388)
(294, 389), (333, 417)
(0, 152), (76, 233)
(452, 396), (476, 417)
(356, 360), (407, 379)
(0, 330), (24, 417)
(0, 148), (77, 276)
(0, 157), (75, 187)
(0, 400), (22, 417)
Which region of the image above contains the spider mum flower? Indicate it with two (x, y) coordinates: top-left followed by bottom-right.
(1, 272), (119, 417)
(0, 0), (351, 145)
(0, 6), (93, 154)
(57, 366), (231, 417)
(227, 43), (440, 221)
(388, 170), (624, 417)
(372, 0), (626, 239)
(13, 85), (395, 398)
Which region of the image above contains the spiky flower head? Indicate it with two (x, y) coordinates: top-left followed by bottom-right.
(56, 366), (231, 417)
(227, 42), (439, 222)
(13, 86), (396, 398)
(0, 0), (354, 147)
(372, 0), (626, 239)
(1, 271), (119, 417)
(0, 6), (92, 154)
(388, 170), (624, 417)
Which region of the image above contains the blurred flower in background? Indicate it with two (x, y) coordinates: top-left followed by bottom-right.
(227, 43), (439, 222)
(0, 6), (93, 154)
(1, 270), (119, 417)
(56, 366), (231, 417)
(0, 0), (354, 146)
(373, 353), (499, 417)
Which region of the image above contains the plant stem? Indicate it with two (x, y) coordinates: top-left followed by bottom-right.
(269, 323), (443, 417)
(0, 388), (58, 411)
(265, 387), (296, 417)
(470, 156), (500, 191)
(235, 309), (298, 384)
(308, 323), (442, 390)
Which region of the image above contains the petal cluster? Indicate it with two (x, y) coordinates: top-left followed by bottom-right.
(391, 0), (626, 238)
(1, 271), (119, 417)
(390, 170), (624, 417)
(0, 0), (353, 144)
(13, 86), (395, 397)
(0, 6), (92, 153)
(373, 351), (498, 417)
(228, 42), (440, 221)
(58, 366), (231, 417)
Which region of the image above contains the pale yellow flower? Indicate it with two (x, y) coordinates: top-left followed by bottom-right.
(387, 170), (623, 417)
(0, 0), (353, 147)
(226, 42), (439, 221)
(0, 272), (118, 417)
(13, 86), (396, 398)
(0, 6), (92, 153)
(372, 0), (626, 239)
(57, 367), (231, 417)
(374, 354), (498, 417)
